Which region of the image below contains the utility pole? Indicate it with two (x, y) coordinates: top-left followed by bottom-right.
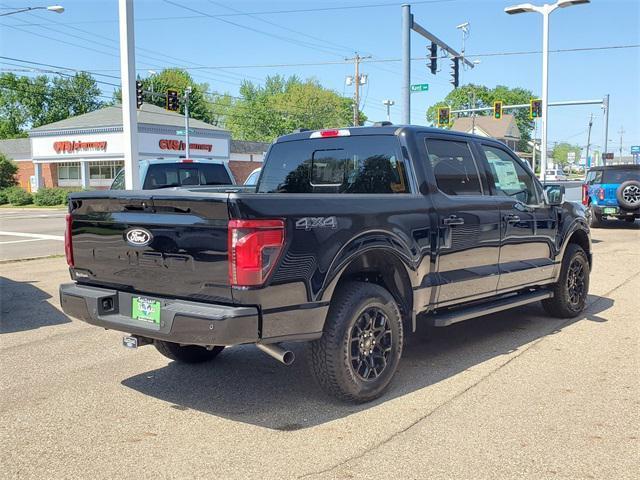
(470, 91), (476, 134)
(383, 99), (395, 122)
(618, 126), (625, 162)
(346, 53), (371, 126)
(184, 86), (192, 158)
(602, 94), (609, 165)
(118, 0), (139, 190)
(585, 113), (593, 168)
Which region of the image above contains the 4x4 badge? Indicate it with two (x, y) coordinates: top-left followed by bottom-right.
(295, 217), (337, 231)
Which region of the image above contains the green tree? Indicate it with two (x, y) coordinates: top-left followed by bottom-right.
(225, 75), (363, 142)
(0, 153), (19, 188)
(113, 68), (226, 125)
(0, 72), (103, 138)
(426, 84), (536, 151)
(551, 142), (582, 168)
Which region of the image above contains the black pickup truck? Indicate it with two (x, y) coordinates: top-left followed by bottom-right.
(60, 125), (592, 402)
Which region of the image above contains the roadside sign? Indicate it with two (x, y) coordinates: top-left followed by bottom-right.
(176, 129), (195, 136)
(410, 84), (429, 92)
(567, 152), (576, 163)
(631, 146), (640, 154)
(603, 152), (614, 160)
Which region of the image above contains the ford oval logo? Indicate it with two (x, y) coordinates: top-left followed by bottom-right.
(125, 228), (153, 247)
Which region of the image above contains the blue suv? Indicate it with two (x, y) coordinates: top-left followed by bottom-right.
(582, 164), (640, 226)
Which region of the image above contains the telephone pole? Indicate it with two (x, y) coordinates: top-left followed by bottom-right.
(346, 53), (371, 126)
(618, 126), (625, 162)
(383, 99), (395, 122)
(585, 113), (593, 168)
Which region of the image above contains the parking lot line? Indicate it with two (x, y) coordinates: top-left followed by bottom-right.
(0, 231), (64, 241)
(0, 238), (49, 245)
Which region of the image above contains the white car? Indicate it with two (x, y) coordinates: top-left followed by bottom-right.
(244, 167), (261, 186)
(542, 169), (568, 181)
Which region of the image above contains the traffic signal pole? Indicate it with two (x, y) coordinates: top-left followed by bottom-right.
(118, 0), (139, 190)
(401, 3), (474, 124)
(450, 98), (605, 115)
(401, 4), (411, 124)
(184, 87), (191, 158)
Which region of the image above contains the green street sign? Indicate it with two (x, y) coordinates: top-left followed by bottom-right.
(410, 84), (429, 92)
(176, 129), (195, 136)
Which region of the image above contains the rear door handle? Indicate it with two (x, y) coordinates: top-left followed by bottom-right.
(443, 215), (465, 226)
(503, 213), (520, 222)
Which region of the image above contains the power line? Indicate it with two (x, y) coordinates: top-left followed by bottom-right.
(10, 0), (460, 27)
(85, 44), (636, 72)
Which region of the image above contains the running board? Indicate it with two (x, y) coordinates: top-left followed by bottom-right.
(430, 290), (553, 327)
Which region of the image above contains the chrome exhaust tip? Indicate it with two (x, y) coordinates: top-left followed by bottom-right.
(256, 342), (295, 365)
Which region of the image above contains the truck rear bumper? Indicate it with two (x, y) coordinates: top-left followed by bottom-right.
(59, 283), (259, 346)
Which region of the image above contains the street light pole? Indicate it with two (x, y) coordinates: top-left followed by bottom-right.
(184, 87), (192, 158)
(0, 5), (64, 16)
(505, 0), (590, 183)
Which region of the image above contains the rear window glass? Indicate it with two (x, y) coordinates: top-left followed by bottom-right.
(602, 168), (640, 184)
(258, 136), (409, 194)
(143, 163), (232, 189)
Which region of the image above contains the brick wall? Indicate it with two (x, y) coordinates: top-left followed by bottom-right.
(15, 161), (58, 191)
(229, 161), (261, 184)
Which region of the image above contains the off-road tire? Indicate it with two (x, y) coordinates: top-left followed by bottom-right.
(587, 204), (605, 228)
(542, 243), (590, 318)
(616, 180), (640, 210)
(310, 281), (403, 403)
(154, 341), (224, 364)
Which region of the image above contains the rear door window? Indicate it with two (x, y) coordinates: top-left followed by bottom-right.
(258, 136), (409, 194)
(424, 139), (483, 196)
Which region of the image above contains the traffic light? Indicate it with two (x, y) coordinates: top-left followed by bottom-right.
(428, 42), (438, 75)
(135, 81), (143, 109)
(493, 101), (503, 119)
(530, 99), (542, 119)
(450, 57), (459, 89)
(166, 89), (179, 111)
(437, 107), (450, 127)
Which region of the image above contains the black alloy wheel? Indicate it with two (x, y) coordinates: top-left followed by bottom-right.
(349, 307), (393, 381)
(566, 257), (587, 309)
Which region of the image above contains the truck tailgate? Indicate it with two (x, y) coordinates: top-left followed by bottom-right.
(68, 190), (233, 303)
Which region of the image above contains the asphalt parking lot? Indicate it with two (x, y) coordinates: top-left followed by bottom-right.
(0, 208), (66, 262)
(1, 210), (638, 479)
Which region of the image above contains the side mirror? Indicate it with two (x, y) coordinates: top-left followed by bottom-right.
(544, 184), (565, 206)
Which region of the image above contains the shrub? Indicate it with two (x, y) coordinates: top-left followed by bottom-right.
(33, 187), (84, 206)
(34, 187), (63, 206)
(0, 153), (18, 188)
(0, 188), (8, 205)
(5, 186), (33, 205)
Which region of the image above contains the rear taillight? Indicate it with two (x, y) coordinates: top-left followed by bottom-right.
(64, 213), (74, 267)
(596, 188), (605, 201)
(581, 184), (589, 205)
(228, 219), (285, 287)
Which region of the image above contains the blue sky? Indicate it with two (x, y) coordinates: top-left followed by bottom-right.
(1, 0), (638, 154)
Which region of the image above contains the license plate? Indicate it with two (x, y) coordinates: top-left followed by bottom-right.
(603, 207), (617, 215)
(132, 297), (161, 324)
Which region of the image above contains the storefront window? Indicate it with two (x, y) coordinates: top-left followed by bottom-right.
(58, 162), (81, 180)
(89, 161), (123, 180)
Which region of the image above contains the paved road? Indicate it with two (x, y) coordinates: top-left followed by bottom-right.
(0, 208), (66, 261)
(1, 223), (638, 479)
